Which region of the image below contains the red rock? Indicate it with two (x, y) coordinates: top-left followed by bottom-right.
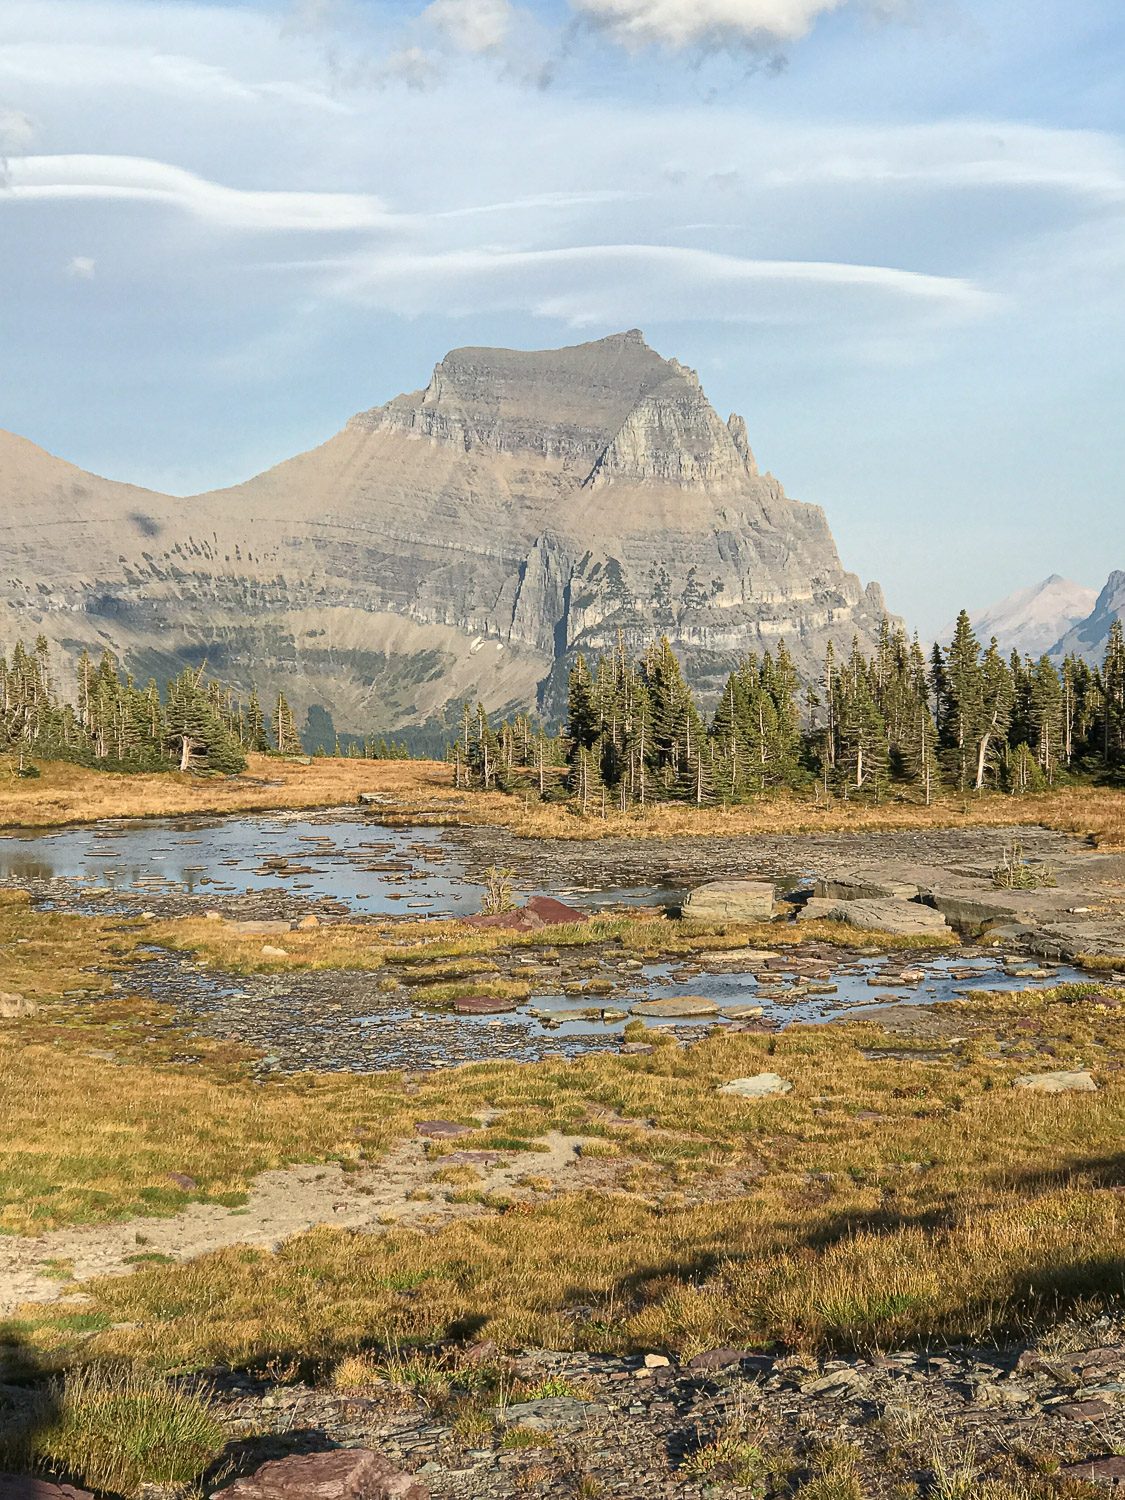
(524, 896), (588, 926)
(0, 1480), (93, 1500)
(462, 910), (536, 931)
(1060, 1455), (1125, 1484)
(1054, 1399), (1114, 1421)
(167, 1171), (198, 1190)
(452, 995), (517, 1014)
(219, 1449), (428, 1499)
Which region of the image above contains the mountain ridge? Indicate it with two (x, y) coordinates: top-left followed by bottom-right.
(0, 330), (891, 733)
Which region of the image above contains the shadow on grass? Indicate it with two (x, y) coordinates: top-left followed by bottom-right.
(0, 1330), (62, 1486)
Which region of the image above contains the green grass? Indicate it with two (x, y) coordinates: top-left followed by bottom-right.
(0, 1362), (225, 1494)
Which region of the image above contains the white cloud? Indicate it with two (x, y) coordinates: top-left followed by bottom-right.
(3, 155), (393, 233)
(423, 0), (514, 54)
(762, 122), (1125, 204)
(66, 255), (96, 278)
(570, 0), (852, 49)
(332, 242), (993, 326)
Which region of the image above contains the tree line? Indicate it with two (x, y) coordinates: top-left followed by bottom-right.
(455, 615), (1125, 808)
(1, 638), (317, 774)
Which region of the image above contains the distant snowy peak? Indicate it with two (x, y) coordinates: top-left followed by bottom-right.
(945, 575), (1098, 658)
(1051, 571), (1125, 664)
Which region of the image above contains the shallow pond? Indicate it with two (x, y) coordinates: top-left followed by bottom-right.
(0, 812), (680, 918)
(0, 810), (1091, 1071)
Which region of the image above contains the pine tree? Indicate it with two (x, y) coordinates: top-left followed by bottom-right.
(274, 693), (303, 756)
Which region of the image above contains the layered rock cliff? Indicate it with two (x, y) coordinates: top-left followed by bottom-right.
(0, 331), (891, 734)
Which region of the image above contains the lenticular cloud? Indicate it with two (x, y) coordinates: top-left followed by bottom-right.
(571, 0), (850, 49)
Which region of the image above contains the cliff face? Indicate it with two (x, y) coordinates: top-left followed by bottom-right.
(0, 330), (890, 733)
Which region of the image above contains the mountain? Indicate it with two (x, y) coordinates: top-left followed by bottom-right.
(0, 330), (890, 734)
(948, 575), (1098, 659)
(1051, 571), (1125, 663)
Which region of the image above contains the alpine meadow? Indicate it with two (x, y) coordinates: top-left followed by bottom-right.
(1, 3), (1125, 1498)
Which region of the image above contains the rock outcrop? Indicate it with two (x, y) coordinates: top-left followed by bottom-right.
(0, 330), (891, 734)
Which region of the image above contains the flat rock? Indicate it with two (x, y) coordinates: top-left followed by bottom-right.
(1053, 1398), (1115, 1420)
(827, 898), (952, 938)
(630, 996), (719, 1018)
(718, 1072), (793, 1098)
(0, 1480), (93, 1500)
(683, 880), (775, 922)
(1013, 1069), (1097, 1093)
(452, 995), (518, 1014)
(415, 1120), (474, 1140)
(686, 1348), (773, 1374)
(1059, 1454), (1125, 1484)
(260, 944), (289, 958)
(721, 1004), (765, 1020)
(498, 1396), (594, 1430)
(216, 1449), (428, 1498)
(0, 992), (37, 1019)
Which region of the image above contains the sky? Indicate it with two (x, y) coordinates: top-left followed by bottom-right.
(1, 0), (1123, 636)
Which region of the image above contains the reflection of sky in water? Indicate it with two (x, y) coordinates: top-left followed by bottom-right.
(358, 952), (1087, 1043)
(0, 814), (678, 918)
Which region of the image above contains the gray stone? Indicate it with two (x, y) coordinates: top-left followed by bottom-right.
(498, 1396), (594, 1430)
(1013, 1069), (1097, 1093)
(826, 899), (952, 938)
(630, 997), (719, 1018)
(683, 881), (775, 922)
(718, 1072), (793, 1099)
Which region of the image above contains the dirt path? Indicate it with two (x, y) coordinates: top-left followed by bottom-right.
(0, 1131), (592, 1315)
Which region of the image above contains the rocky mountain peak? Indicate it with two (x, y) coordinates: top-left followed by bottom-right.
(1, 332), (892, 734)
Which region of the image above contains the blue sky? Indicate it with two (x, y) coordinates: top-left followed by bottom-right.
(2, 0), (1123, 634)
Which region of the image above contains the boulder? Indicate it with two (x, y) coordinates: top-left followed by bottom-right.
(630, 997), (719, 1018)
(1013, 1069), (1097, 1094)
(682, 881), (775, 922)
(719, 1073), (793, 1099)
(797, 898), (842, 923)
(295, 915), (320, 930)
(0, 1481), (93, 1500)
(259, 945), (289, 958)
(0, 992), (37, 1019)
(216, 1450), (428, 1498)
(827, 899), (952, 938)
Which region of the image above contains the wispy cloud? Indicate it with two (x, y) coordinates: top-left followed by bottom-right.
(3, 155), (393, 232)
(66, 254), (96, 279)
(331, 241), (994, 324)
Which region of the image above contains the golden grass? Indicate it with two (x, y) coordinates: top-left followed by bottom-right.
(149, 911), (953, 982)
(437, 781), (1125, 847)
(3, 752), (1124, 848)
(5, 978), (1123, 1370)
(0, 753), (447, 830)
